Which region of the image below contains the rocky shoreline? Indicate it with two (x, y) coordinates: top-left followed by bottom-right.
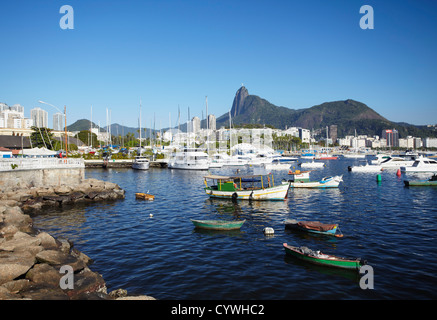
(0, 179), (155, 300)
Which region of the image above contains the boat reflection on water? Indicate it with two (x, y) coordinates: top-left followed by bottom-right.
(204, 197), (289, 217)
(283, 254), (362, 284)
(192, 227), (245, 237)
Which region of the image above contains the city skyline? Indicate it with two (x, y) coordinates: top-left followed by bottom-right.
(1, 0), (436, 129)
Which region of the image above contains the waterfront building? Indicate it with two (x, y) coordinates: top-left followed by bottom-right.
(329, 125), (338, 143)
(53, 112), (65, 131)
(31, 107), (48, 128)
(298, 128), (311, 143)
(207, 114), (216, 131)
(381, 129), (399, 148)
(423, 137), (437, 148)
(191, 116), (200, 133)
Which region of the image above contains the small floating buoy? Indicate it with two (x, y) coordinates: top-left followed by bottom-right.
(396, 169), (401, 177)
(149, 213), (153, 217)
(376, 174), (382, 182)
(263, 227), (274, 235)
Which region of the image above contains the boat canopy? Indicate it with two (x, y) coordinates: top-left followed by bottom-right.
(204, 174), (271, 180)
(298, 221), (337, 232)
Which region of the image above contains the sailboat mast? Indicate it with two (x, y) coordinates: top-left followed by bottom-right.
(90, 105), (92, 148)
(139, 100), (142, 151)
(206, 96), (209, 155)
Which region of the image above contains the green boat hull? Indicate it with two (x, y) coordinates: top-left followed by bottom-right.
(404, 180), (437, 186)
(283, 243), (364, 270)
(191, 219), (246, 230)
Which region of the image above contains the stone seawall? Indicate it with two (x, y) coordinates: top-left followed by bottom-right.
(0, 199), (155, 299)
(0, 168), (85, 192)
(0, 168), (156, 300)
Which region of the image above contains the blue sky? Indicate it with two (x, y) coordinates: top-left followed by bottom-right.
(1, 0), (436, 129)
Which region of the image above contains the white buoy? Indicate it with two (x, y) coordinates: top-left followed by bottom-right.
(263, 227), (274, 235)
(149, 213), (153, 217)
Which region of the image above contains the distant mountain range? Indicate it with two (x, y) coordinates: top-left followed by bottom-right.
(216, 86), (437, 138)
(67, 86), (437, 139)
(67, 119), (157, 139)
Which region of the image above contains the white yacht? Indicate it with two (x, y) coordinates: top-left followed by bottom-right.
(348, 161), (382, 172)
(378, 156), (416, 169)
(342, 153), (366, 159)
(168, 149), (210, 170)
(300, 160), (325, 169)
(132, 156), (150, 170)
(263, 156), (298, 170)
(370, 154), (391, 165)
(401, 156), (437, 173)
(209, 153), (228, 168)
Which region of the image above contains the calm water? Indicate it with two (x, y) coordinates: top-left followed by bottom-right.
(32, 158), (437, 299)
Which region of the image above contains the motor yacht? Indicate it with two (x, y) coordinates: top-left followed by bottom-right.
(400, 156), (437, 173)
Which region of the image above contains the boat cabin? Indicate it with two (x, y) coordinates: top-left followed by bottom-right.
(288, 169), (311, 182)
(204, 173), (277, 191)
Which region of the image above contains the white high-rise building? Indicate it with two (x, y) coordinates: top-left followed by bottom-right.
(31, 107), (48, 128)
(191, 116), (200, 133)
(207, 114), (216, 131)
(10, 104), (24, 113)
(53, 112), (64, 131)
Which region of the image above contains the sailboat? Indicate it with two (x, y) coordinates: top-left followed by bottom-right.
(167, 107), (209, 170)
(132, 100), (150, 170)
(316, 127), (338, 160)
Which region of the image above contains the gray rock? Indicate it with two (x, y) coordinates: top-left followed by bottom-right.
(0, 231), (41, 252)
(25, 263), (61, 287)
(0, 279), (31, 294)
(66, 267), (107, 300)
(36, 232), (59, 250)
(0, 251), (36, 285)
(35, 250), (70, 265)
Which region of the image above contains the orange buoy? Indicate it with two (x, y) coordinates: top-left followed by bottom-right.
(396, 169), (401, 177)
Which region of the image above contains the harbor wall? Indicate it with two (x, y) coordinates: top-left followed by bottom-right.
(0, 168), (85, 192)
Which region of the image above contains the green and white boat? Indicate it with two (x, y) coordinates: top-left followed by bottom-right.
(404, 174), (437, 186)
(283, 243), (365, 270)
(191, 219), (246, 230)
(204, 173), (290, 201)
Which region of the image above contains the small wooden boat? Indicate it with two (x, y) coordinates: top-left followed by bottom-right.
(404, 174), (437, 186)
(191, 219), (246, 230)
(135, 193), (155, 200)
(284, 219), (343, 237)
(283, 243), (365, 270)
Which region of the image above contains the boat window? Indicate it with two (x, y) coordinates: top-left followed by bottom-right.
(412, 161), (419, 167)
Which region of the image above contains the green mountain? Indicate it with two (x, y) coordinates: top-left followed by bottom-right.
(67, 119), (103, 132)
(67, 120), (157, 138)
(216, 86), (437, 138)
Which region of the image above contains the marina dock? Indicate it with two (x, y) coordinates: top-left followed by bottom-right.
(84, 159), (168, 168)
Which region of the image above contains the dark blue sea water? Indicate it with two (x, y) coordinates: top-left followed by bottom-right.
(32, 158), (437, 299)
